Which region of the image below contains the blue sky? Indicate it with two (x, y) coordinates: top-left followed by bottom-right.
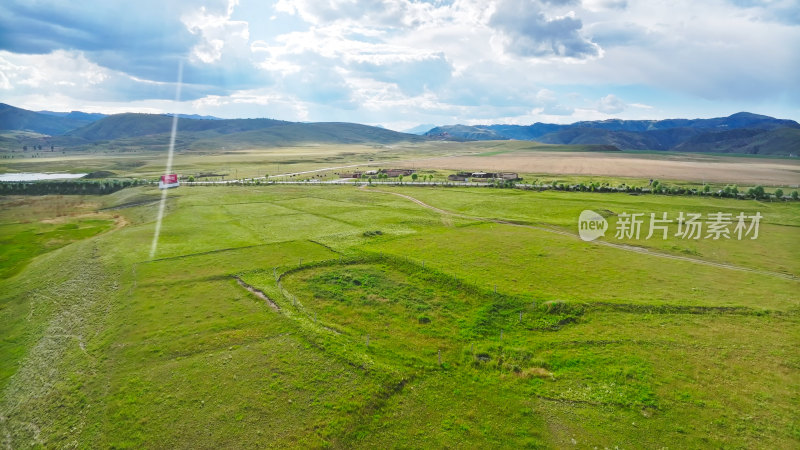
(1, 0), (798, 130)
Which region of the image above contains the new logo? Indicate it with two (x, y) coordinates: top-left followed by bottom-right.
(578, 210), (608, 241)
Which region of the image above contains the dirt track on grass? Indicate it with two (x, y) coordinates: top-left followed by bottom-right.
(234, 276), (280, 310)
(398, 152), (800, 186)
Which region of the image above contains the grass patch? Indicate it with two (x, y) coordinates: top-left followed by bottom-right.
(0, 217), (113, 278)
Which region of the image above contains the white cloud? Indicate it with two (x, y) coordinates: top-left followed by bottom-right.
(489, 0), (601, 59)
(182, 0), (251, 64)
(0, 50), (111, 92)
(0, 72), (11, 90)
(582, 0), (628, 11)
(1, 0), (798, 125)
(535, 89), (575, 115)
(274, 0), (438, 27)
(191, 88), (309, 120)
(597, 94), (626, 114)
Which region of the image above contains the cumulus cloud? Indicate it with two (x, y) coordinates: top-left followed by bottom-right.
(0, 49), (229, 111)
(182, 0), (250, 64)
(1, 0), (798, 125)
(489, 0), (601, 58)
(274, 0), (435, 28)
(597, 94), (626, 114)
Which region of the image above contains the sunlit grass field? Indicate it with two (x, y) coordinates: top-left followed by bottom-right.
(0, 182), (798, 448)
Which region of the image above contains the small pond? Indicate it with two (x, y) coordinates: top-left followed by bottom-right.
(0, 173), (87, 182)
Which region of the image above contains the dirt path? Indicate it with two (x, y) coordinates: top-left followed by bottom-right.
(233, 276), (280, 311)
(368, 188), (800, 282)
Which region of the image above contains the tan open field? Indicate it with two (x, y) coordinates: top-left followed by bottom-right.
(401, 151), (800, 186)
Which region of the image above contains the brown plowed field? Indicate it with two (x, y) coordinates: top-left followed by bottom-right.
(401, 151), (800, 186)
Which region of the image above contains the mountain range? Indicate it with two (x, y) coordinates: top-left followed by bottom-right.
(1, 102), (798, 155)
(424, 112), (800, 155)
(0, 103), (424, 150)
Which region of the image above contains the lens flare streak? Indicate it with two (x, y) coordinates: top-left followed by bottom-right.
(149, 61), (183, 260)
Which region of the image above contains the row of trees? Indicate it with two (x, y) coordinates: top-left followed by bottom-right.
(527, 179), (796, 200)
(0, 179), (145, 195)
(366, 173), (436, 184)
(649, 180), (796, 200)
(18, 145), (54, 151)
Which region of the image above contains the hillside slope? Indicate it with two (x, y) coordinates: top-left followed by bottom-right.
(672, 127), (800, 155)
(0, 103), (100, 135)
(193, 122), (427, 149)
(66, 114), (291, 141)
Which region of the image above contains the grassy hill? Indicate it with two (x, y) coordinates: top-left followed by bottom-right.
(537, 127), (661, 149)
(0, 107), (425, 151)
(0, 103), (99, 135)
(65, 113), (291, 141)
(192, 122), (427, 149)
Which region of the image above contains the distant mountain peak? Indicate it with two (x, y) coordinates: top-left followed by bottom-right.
(424, 112), (799, 155)
(728, 111), (770, 119)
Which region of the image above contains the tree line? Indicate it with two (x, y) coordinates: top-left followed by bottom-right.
(0, 179), (146, 195)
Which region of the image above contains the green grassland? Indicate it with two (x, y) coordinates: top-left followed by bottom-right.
(367, 187), (800, 276)
(1, 182), (798, 448)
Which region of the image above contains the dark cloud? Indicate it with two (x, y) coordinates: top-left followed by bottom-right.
(0, 2), (198, 58)
(0, 1), (272, 97)
(489, 0), (600, 58)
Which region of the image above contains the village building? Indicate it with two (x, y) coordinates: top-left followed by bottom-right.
(448, 171), (471, 181)
(499, 172), (520, 180)
(471, 172), (494, 178)
(383, 169), (415, 177)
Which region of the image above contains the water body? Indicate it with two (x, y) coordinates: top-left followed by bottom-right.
(0, 173), (87, 182)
